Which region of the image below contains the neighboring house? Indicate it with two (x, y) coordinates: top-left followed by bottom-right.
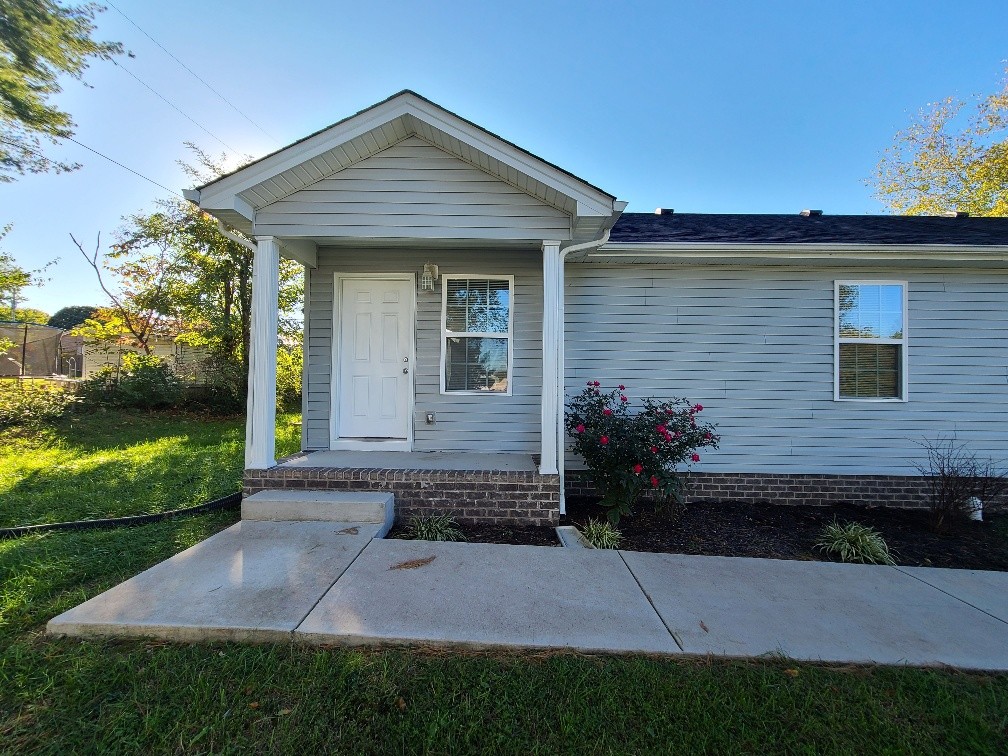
(82, 337), (211, 383)
(185, 91), (1008, 525)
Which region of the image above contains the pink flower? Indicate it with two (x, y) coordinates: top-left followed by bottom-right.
(620, 395), (628, 403)
(649, 446), (658, 454)
(651, 475), (660, 488)
(603, 408), (612, 416)
(665, 408), (673, 415)
(694, 404), (703, 412)
(691, 453), (701, 462)
(599, 435), (609, 445)
(593, 381), (600, 387)
(576, 424), (585, 434)
(633, 463), (643, 475)
(705, 432), (712, 441)
(618, 384), (625, 391)
(656, 425), (666, 434)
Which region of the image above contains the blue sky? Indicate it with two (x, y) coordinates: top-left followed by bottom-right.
(3, 0), (1006, 314)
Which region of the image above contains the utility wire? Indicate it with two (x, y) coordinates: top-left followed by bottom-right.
(0, 135), (182, 197)
(111, 59), (238, 153)
(106, 1), (276, 141)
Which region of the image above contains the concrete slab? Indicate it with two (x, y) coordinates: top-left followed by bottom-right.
(621, 551), (1008, 670)
(297, 539), (677, 654)
(47, 521), (378, 643)
(242, 490), (394, 533)
(896, 566), (1008, 624)
(278, 450), (537, 472)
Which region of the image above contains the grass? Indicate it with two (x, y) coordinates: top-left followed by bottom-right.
(1, 411), (1007, 752)
(0, 408), (301, 527)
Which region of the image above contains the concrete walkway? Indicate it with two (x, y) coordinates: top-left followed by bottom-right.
(48, 522), (1008, 670)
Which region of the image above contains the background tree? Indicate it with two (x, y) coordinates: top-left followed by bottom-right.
(0, 305), (48, 323)
(47, 303), (96, 329)
(873, 70), (1008, 216)
(0, 0), (123, 180)
(0, 223), (54, 320)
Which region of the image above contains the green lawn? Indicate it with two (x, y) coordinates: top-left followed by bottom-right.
(1, 410), (1007, 753)
(0, 409), (302, 527)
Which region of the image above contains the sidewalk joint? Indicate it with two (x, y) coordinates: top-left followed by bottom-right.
(618, 550), (684, 651)
(894, 567), (1008, 627)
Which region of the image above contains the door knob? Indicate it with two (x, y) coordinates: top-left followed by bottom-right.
(403, 367), (409, 374)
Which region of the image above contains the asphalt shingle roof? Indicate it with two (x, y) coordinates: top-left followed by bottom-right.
(608, 213), (1008, 246)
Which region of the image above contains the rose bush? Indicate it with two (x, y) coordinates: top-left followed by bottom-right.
(564, 382), (719, 523)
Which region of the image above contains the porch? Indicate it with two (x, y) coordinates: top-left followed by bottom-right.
(244, 450), (560, 526)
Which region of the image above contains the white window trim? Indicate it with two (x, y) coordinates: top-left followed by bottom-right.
(440, 274), (515, 396)
(833, 279), (909, 403)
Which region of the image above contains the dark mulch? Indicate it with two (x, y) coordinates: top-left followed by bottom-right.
(386, 519), (559, 547)
(562, 497), (1008, 571)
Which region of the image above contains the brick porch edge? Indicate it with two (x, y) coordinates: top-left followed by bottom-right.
(244, 466), (561, 526)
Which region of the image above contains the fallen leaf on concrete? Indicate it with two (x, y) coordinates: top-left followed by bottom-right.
(699, 620), (709, 633)
(784, 668), (800, 678)
(337, 527), (360, 535)
(390, 555), (436, 570)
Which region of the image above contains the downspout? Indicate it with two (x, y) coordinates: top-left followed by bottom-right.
(555, 228), (612, 515)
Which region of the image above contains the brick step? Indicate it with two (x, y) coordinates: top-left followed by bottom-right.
(242, 490), (394, 531)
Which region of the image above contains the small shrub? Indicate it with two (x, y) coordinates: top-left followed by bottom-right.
(581, 518), (623, 549)
(565, 382), (719, 523)
(815, 520), (896, 565)
(276, 344), (303, 410)
(405, 514), (466, 542)
(915, 436), (1007, 532)
(0, 380), (74, 428)
(78, 354), (182, 410)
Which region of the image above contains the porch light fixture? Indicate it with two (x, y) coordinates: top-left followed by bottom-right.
(421, 263), (439, 292)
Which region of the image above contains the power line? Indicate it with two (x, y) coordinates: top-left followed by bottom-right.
(111, 59), (238, 154)
(106, 1), (276, 141)
(0, 135), (182, 197)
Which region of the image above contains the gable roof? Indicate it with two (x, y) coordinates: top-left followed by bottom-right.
(609, 213), (1008, 247)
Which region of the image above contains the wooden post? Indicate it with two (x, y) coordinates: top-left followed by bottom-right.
(246, 236), (280, 470)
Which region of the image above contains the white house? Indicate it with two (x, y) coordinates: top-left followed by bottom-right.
(185, 91), (1008, 525)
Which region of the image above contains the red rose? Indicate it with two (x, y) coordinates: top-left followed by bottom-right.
(633, 463), (643, 475)
(620, 395), (628, 402)
(603, 409), (612, 416)
(694, 404), (703, 412)
(618, 384), (625, 390)
(576, 424), (585, 433)
(665, 408), (673, 414)
(656, 425), (666, 433)
(593, 381), (600, 387)
(650, 446), (658, 453)
(600, 436), (609, 445)
(691, 453), (700, 462)
(651, 475), (659, 488)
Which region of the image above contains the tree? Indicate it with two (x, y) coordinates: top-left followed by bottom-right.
(0, 223), (54, 319)
(873, 70), (1008, 216)
(47, 304), (96, 329)
(0, 0), (123, 181)
(0, 305), (47, 323)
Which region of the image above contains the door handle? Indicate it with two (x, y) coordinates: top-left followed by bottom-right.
(403, 367), (409, 374)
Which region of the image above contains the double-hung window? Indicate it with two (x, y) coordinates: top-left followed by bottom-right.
(835, 281), (907, 401)
(441, 276), (513, 394)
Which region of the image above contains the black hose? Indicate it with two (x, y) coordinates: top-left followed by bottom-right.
(0, 492), (242, 540)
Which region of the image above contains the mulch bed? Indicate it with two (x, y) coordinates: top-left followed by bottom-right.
(562, 497), (1008, 571)
(386, 519), (559, 547)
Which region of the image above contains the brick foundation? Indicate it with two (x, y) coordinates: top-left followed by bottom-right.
(244, 464), (560, 526)
(564, 470), (934, 509)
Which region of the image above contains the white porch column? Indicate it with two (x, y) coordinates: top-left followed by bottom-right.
(246, 236), (280, 469)
(540, 240), (562, 475)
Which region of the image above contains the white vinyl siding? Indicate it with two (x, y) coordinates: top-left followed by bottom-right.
(304, 248), (543, 454)
(254, 137), (571, 241)
(564, 264), (1008, 476)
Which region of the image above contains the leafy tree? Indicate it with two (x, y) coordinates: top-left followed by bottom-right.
(0, 304), (47, 323)
(47, 303), (96, 329)
(0, 223), (54, 319)
(873, 70), (1008, 216)
(0, 0), (123, 180)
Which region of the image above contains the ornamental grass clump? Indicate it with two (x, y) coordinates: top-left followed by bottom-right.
(815, 519), (896, 566)
(581, 518), (623, 549)
(565, 382), (719, 523)
(404, 514), (467, 542)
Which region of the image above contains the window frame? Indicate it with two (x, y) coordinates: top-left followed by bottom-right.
(833, 279), (909, 403)
(439, 274), (515, 397)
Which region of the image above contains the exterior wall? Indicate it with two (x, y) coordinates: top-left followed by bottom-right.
(244, 465), (560, 526)
(254, 136), (572, 241)
(82, 339), (210, 381)
(305, 248), (544, 453)
(565, 263), (1008, 476)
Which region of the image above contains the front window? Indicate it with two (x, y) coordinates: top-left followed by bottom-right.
(835, 281), (907, 400)
(441, 276), (513, 393)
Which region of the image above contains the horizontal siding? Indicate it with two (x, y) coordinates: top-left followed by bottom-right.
(565, 265), (1008, 476)
(255, 137), (571, 241)
(305, 247), (543, 454)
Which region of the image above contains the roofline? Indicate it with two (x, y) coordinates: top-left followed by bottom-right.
(195, 90), (616, 202)
(594, 241), (1008, 262)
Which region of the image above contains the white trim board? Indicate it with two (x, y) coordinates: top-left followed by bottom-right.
(329, 272), (417, 450)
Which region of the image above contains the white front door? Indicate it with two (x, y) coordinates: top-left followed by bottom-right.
(337, 277), (413, 440)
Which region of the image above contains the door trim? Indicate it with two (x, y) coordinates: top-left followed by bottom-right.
(329, 272), (416, 451)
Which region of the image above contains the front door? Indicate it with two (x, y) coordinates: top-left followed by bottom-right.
(337, 277), (413, 440)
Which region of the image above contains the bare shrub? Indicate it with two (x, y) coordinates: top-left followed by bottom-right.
(914, 436), (1007, 532)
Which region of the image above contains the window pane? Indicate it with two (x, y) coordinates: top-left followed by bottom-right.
(838, 283), (903, 340)
(445, 337), (508, 392)
(839, 343), (901, 398)
(445, 278), (510, 334)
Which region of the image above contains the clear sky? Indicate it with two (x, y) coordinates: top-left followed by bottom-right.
(2, 0), (1006, 314)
